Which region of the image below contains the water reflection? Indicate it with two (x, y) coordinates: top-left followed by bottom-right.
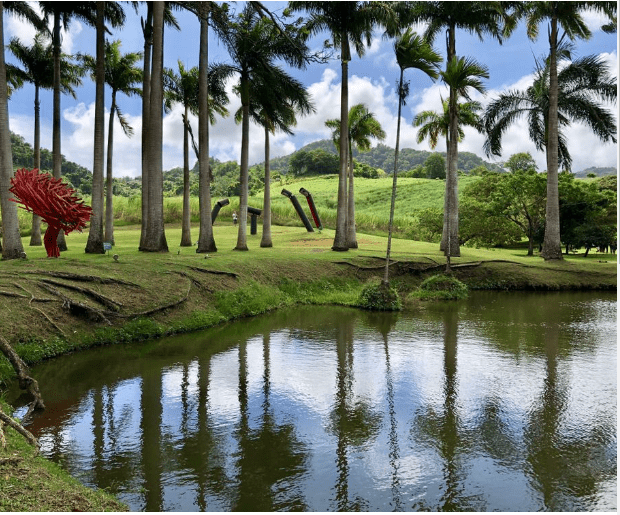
(8, 292), (616, 511)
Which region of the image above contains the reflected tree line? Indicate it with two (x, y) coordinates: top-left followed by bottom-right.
(21, 302), (616, 511)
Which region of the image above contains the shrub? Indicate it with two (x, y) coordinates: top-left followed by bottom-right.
(358, 280), (401, 311)
(411, 274), (468, 301)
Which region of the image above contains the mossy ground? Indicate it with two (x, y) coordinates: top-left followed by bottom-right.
(0, 223), (616, 511)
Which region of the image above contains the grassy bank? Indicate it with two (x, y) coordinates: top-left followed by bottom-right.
(0, 223), (616, 511)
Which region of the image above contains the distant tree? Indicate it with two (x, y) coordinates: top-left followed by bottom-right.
(504, 152), (538, 173)
(290, 149), (339, 176)
(424, 152), (445, 179)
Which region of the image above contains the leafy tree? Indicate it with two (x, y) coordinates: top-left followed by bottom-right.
(7, 32), (82, 246)
(326, 103), (386, 248)
(504, 152), (538, 173)
(289, 149), (339, 176)
(523, 1), (617, 260)
(81, 39), (141, 245)
(424, 152), (446, 179)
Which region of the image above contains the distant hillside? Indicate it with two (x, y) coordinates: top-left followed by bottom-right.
(267, 139), (506, 174)
(573, 166), (617, 178)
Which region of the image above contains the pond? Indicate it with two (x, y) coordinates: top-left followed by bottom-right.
(9, 291), (617, 512)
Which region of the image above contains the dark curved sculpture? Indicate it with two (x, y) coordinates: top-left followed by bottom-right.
(211, 198), (230, 223)
(281, 189), (313, 232)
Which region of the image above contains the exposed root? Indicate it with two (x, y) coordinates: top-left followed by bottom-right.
(186, 266), (238, 278)
(0, 406), (39, 455)
(39, 279), (123, 311)
(172, 271), (213, 293)
(0, 290), (28, 299)
(117, 279), (192, 319)
(38, 282), (111, 325)
(26, 271), (141, 287)
(12, 282), (55, 303)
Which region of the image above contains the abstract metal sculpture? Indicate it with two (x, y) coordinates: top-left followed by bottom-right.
(9, 168), (92, 258)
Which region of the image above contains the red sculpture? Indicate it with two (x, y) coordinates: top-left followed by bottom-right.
(9, 168), (92, 258)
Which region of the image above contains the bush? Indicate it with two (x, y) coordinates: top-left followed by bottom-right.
(411, 274), (468, 301)
(358, 280), (401, 311)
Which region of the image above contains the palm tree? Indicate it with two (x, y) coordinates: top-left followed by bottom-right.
(522, 1), (617, 260)
(325, 103), (386, 248)
(6, 32), (82, 246)
(141, 1), (167, 252)
(290, 1), (402, 252)
(235, 70), (314, 248)
(407, 2), (517, 256)
(384, 29), (441, 285)
(219, 5), (308, 251)
(164, 61), (199, 247)
(483, 51), (617, 174)
(81, 40), (142, 246)
(0, 1), (42, 260)
(440, 56), (488, 267)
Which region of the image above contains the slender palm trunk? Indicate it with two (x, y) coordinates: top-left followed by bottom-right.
(85, 1), (105, 254)
(196, 6), (216, 253)
(332, 41), (349, 252)
(30, 84), (42, 246)
(52, 10), (66, 251)
(104, 94), (116, 244)
(385, 70), (406, 284)
(346, 138), (357, 248)
(180, 107), (192, 246)
(139, 3), (153, 250)
(235, 77), (250, 251)
(0, 2), (25, 259)
(541, 15), (562, 260)
(260, 125), (272, 248)
(142, 1), (167, 252)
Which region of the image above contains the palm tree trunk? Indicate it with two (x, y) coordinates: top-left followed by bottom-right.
(104, 95), (116, 244)
(541, 15), (562, 261)
(346, 138), (357, 248)
(180, 107), (192, 246)
(384, 69), (404, 284)
(446, 80), (460, 260)
(142, 1), (168, 252)
(235, 77), (250, 251)
(260, 125), (272, 248)
(52, 10), (66, 252)
(30, 83), (42, 246)
(196, 5), (216, 253)
(85, 1), (105, 254)
(0, 2), (25, 260)
(332, 40), (349, 252)
(139, 2), (153, 251)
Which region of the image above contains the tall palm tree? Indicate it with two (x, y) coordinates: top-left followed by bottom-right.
(164, 61), (199, 247)
(235, 71), (314, 248)
(141, 1), (167, 252)
(219, 5), (308, 251)
(0, 1), (42, 260)
(325, 103), (386, 248)
(384, 29), (441, 285)
(81, 39), (142, 246)
(483, 51), (617, 173)
(6, 32), (82, 246)
(39, 2), (96, 251)
(407, 2), (517, 256)
(290, 1), (402, 252)
(440, 56), (488, 266)
(523, 1), (617, 260)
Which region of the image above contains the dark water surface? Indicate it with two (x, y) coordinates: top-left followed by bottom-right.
(9, 291), (617, 511)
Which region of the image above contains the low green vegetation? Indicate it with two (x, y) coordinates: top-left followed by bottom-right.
(410, 273), (469, 301)
(358, 280), (402, 311)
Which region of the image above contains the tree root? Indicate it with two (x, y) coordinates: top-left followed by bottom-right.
(25, 270), (141, 287)
(0, 406), (39, 455)
(186, 266), (238, 278)
(116, 279), (192, 319)
(39, 279), (123, 311)
(38, 282), (111, 325)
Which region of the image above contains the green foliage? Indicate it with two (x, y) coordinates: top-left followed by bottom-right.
(289, 148), (340, 176)
(357, 280), (401, 311)
(424, 152), (446, 179)
(411, 274), (468, 301)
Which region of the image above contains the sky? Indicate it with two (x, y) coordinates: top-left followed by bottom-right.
(4, 1), (618, 178)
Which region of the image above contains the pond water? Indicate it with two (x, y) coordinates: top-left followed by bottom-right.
(9, 291), (617, 512)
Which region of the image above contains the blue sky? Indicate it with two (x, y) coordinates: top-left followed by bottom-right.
(5, 1), (618, 178)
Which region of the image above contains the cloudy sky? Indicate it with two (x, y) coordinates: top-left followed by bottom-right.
(5, 1), (618, 178)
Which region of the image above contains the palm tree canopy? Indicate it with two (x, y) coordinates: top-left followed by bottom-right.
(394, 28), (442, 78)
(441, 56), (489, 100)
(414, 99), (483, 149)
(325, 103), (386, 152)
(7, 32), (83, 96)
(483, 51), (618, 169)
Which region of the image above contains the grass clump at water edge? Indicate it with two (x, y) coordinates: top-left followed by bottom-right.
(410, 274), (469, 301)
(357, 280), (402, 311)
